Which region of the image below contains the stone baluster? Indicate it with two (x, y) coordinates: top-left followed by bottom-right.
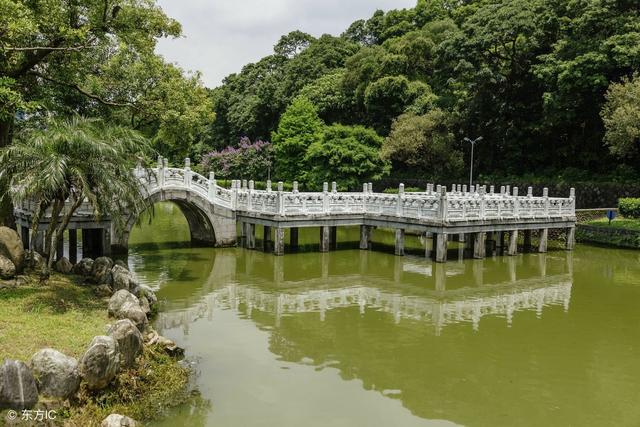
(323, 182), (329, 213)
(362, 183), (368, 212)
(277, 181), (284, 215)
(439, 185), (447, 220)
(293, 181), (299, 193)
(157, 156), (165, 187)
(506, 185), (511, 195)
(331, 182), (337, 193)
(527, 186), (533, 197)
(184, 158), (191, 187)
(266, 180), (272, 192)
(248, 180), (254, 211)
(470, 185), (475, 194)
(208, 172), (216, 200)
(500, 186), (505, 195)
(397, 184), (404, 216)
(231, 180), (238, 210)
(490, 185), (495, 195)
(242, 179), (247, 190)
(569, 188), (576, 215)
(479, 185), (486, 219)
(367, 183), (373, 193)
(513, 187), (519, 217)
(543, 187), (549, 216)
(462, 184), (467, 194)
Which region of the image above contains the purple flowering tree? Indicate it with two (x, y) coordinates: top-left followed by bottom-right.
(200, 137), (272, 180)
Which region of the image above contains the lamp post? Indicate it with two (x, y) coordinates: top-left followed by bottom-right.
(464, 136), (483, 188)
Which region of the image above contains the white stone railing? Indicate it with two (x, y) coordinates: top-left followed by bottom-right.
(142, 158), (575, 222)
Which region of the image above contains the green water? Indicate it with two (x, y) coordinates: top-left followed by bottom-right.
(128, 203), (640, 427)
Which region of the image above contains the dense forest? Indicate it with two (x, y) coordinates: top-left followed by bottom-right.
(203, 0), (640, 187)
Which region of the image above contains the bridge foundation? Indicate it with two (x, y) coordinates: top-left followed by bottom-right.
(538, 228), (548, 253)
(473, 232), (486, 259)
(319, 226), (330, 252)
(274, 228), (285, 256)
(395, 229), (405, 256)
(290, 227), (299, 251)
(508, 230), (519, 256)
(359, 225), (371, 250)
(435, 233), (447, 263)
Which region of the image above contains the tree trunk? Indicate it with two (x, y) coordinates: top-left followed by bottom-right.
(47, 196), (83, 270)
(0, 117), (15, 228)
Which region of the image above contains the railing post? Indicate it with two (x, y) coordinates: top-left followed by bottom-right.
(231, 180), (238, 210)
(323, 182), (329, 214)
(367, 183), (373, 193)
(479, 185), (486, 219)
(439, 185), (447, 221)
(331, 182), (337, 193)
(266, 180), (272, 192)
(293, 181), (298, 193)
(397, 183), (404, 216)
(208, 172), (216, 201)
(158, 156), (165, 188)
(184, 158), (192, 188)
(543, 187), (549, 217)
(277, 181), (284, 215)
(248, 180), (254, 211)
(362, 183), (368, 212)
(569, 187), (576, 215)
(513, 187), (519, 217)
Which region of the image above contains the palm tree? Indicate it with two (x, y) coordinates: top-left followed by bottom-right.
(0, 116), (154, 271)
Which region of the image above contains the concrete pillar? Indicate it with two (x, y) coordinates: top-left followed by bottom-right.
(473, 232), (486, 259)
(239, 221), (246, 248)
(566, 227), (576, 251)
(359, 225), (371, 250)
(274, 228), (285, 256)
(508, 230), (518, 256)
(34, 230), (45, 255)
(68, 229), (78, 264)
(330, 226), (337, 250)
(20, 226), (29, 250)
(246, 223), (256, 250)
(523, 230), (532, 252)
(289, 227), (299, 251)
(56, 234), (64, 262)
(263, 226), (271, 251)
(496, 231), (505, 254)
(424, 232), (432, 259)
(394, 229), (405, 256)
(319, 226), (330, 252)
(435, 232), (448, 263)
(538, 228), (548, 253)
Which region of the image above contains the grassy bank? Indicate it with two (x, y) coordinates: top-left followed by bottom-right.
(0, 273), (199, 426)
(583, 217), (640, 231)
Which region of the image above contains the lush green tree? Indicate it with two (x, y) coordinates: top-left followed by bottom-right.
(0, 116), (152, 271)
(274, 31), (316, 58)
(364, 76), (411, 133)
(298, 69), (352, 124)
(304, 124), (390, 190)
(382, 109), (463, 180)
(271, 97), (324, 182)
(601, 75), (640, 159)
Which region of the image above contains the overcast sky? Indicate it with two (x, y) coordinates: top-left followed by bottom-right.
(155, 0), (416, 88)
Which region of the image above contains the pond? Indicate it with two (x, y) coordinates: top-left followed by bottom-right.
(129, 202), (640, 427)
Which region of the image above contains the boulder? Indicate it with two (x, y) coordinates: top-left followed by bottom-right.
(0, 359), (38, 410)
(114, 260), (128, 270)
(91, 257), (114, 284)
(95, 284), (113, 298)
(108, 320), (143, 368)
(157, 336), (185, 358)
(134, 285), (157, 308)
(0, 254), (16, 279)
(0, 226), (25, 272)
(108, 290), (139, 317)
(30, 251), (46, 271)
(111, 265), (137, 291)
(101, 413), (138, 427)
(139, 296), (151, 317)
(79, 336), (120, 390)
(116, 301), (148, 332)
(72, 258), (93, 276)
(54, 257), (73, 274)
(30, 348), (80, 399)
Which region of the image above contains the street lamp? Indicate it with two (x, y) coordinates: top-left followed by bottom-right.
(463, 136), (483, 188)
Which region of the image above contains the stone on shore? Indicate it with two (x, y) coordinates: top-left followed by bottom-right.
(101, 413), (138, 427)
(111, 264), (136, 291)
(95, 284), (114, 298)
(72, 258), (94, 276)
(117, 301), (148, 332)
(92, 256), (114, 284)
(108, 290), (140, 317)
(0, 254), (16, 279)
(55, 257), (73, 274)
(0, 226), (25, 272)
(30, 348), (80, 399)
(108, 319), (143, 368)
(0, 359), (38, 410)
(134, 285), (158, 308)
(79, 336), (120, 390)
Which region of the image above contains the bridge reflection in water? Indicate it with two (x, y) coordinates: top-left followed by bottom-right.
(154, 250), (573, 337)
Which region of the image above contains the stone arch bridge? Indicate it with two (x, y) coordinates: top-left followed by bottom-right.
(13, 157), (577, 263)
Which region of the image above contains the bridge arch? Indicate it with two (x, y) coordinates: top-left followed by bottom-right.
(111, 187), (237, 253)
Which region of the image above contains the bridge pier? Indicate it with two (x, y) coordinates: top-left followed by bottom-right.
(319, 226), (330, 253)
(69, 229), (78, 264)
(330, 226), (337, 250)
(473, 232), (486, 259)
(359, 225), (372, 250)
(274, 228), (285, 256)
(246, 223), (256, 250)
(538, 228), (548, 253)
(56, 235), (64, 262)
(394, 229), (405, 256)
(508, 230), (519, 256)
(435, 233), (447, 263)
(566, 226), (576, 250)
(523, 230), (532, 252)
(263, 225), (271, 251)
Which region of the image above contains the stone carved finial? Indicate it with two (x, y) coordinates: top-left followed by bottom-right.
(490, 185), (494, 194)
(462, 185), (467, 193)
(277, 181), (283, 192)
(293, 181), (298, 193)
(513, 187), (519, 197)
(527, 186), (533, 197)
(363, 183), (368, 193)
(323, 182), (328, 192)
(163, 158), (168, 168)
(249, 180), (254, 190)
(368, 183), (373, 193)
(242, 179), (247, 189)
(543, 187), (549, 197)
(267, 180), (272, 192)
(157, 155), (163, 168)
(570, 187), (575, 198)
(399, 183), (405, 194)
(500, 186), (505, 194)
(185, 158), (191, 168)
(331, 182), (337, 193)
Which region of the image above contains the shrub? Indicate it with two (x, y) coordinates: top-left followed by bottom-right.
(200, 137), (272, 180)
(619, 198), (640, 219)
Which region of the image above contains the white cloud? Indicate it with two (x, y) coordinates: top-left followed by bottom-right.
(155, 0), (416, 87)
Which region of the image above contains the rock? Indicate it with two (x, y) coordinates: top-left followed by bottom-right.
(156, 336), (185, 358)
(114, 260), (128, 270)
(108, 290), (140, 317)
(95, 284), (113, 298)
(101, 413), (138, 427)
(0, 359), (38, 410)
(72, 258), (93, 276)
(79, 336), (120, 390)
(117, 301), (148, 332)
(0, 254), (16, 279)
(30, 348), (80, 399)
(108, 320), (143, 368)
(91, 257), (114, 284)
(0, 226), (25, 272)
(111, 265), (137, 291)
(30, 251), (46, 272)
(134, 285), (157, 307)
(54, 257), (73, 274)
(139, 296), (151, 317)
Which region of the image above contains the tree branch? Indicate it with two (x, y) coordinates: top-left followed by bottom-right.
(3, 44), (94, 52)
(28, 71), (138, 109)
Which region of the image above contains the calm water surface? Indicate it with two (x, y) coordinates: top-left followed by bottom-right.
(128, 203), (640, 427)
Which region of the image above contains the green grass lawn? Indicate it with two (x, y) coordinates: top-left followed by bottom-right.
(0, 274), (108, 362)
(584, 217), (640, 231)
